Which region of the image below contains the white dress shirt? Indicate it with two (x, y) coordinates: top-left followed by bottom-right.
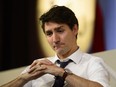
(22, 49), (110, 87)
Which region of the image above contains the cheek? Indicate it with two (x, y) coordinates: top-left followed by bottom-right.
(47, 37), (52, 44)
(64, 33), (73, 40)
(63, 33), (75, 44)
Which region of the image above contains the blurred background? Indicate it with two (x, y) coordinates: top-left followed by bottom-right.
(0, 0), (116, 71)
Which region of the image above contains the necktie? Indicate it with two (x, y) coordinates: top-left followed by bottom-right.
(52, 59), (72, 87)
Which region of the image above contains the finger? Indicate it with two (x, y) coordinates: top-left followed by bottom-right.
(30, 59), (53, 69)
(28, 66), (36, 73)
(30, 60), (38, 69)
(40, 59), (54, 65)
(28, 65), (47, 74)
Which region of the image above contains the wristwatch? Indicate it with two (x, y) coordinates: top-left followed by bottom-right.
(62, 69), (73, 80)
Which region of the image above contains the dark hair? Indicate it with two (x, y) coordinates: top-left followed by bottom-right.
(40, 5), (79, 32)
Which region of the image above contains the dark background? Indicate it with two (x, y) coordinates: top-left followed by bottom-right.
(0, 0), (105, 71)
(0, 0), (45, 71)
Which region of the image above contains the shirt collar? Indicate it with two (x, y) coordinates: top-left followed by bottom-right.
(67, 48), (83, 64)
(53, 48), (83, 64)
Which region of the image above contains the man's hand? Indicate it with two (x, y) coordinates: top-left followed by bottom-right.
(29, 58), (53, 69)
(23, 65), (47, 81)
(28, 58), (64, 77)
(26, 58), (54, 80)
(43, 64), (65, 77)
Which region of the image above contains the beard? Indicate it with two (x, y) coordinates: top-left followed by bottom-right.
(56, 46), (70, 56)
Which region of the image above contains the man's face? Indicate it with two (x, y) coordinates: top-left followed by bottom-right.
(44, 22), (78, 57)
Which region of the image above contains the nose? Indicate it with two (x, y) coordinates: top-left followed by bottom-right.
(52, 33), (60, 44)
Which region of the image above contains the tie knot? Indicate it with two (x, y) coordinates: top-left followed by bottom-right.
(56, 59), (72, 68)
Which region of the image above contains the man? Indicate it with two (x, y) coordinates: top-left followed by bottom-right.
(0, 5), (110, 87)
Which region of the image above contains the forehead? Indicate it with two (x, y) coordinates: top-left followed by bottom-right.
(45, 22), (62, 27)
(44, 22), (68, 31)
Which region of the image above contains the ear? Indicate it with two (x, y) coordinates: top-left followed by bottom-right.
(72, 24), (78, 36)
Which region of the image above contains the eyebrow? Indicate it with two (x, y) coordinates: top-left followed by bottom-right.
(45, 25), (64, 33)
(54, 25), (64, 30)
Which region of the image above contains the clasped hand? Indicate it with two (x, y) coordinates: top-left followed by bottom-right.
(22, 59), (64, 81)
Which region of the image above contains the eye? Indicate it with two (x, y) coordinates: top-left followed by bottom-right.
(57, 29), (64, 33)
(45, 31), (53, 36)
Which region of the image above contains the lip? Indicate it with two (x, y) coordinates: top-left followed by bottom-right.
(53, 45), (61, 50)
(54, 45), (59, 49)
(53, 43), (64, 50)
